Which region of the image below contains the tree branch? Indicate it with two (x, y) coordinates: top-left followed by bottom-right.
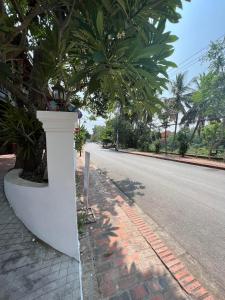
(7, 1), (58, 44)
(58, 0), (76, 46)
(10, 0), (25, 22)
(0, 79), (28, 104)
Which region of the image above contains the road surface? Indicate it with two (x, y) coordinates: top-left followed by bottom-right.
(86, 143), (225, 298)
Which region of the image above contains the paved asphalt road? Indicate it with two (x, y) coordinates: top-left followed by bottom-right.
(86, 143), (225, 298)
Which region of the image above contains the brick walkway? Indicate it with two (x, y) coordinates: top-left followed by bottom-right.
(0, 155), (81, 300)
(78, 157), (196, 300)
(119, 150), (225, 171)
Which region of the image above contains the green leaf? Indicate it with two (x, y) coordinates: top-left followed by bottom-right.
(163, 60), (177, 68)
(130, 44), (164, 61)
(116, 0), (128, 17)
(0, 62), (12, 80)
(92, 51), (105, 63)
(157, 19), (166, 34)
(96, 10), (104, 36)
(167, 35), (178, 43)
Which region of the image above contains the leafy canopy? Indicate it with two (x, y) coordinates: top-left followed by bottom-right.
(0, 0), (189, 115)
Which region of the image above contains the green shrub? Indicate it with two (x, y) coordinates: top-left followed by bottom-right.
(154, 140), (161, 153)
(0, 104), (43, 171)
(140, 141), (150, 152)
(177, 129), (189, 157)
(74, 125), (89, 156)
(148, 143), (155, 152)
(77, 211), (87, 234)
(178, 141), (188, 157)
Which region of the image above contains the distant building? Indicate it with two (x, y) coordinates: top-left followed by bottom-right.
(161, 130), (172, 139)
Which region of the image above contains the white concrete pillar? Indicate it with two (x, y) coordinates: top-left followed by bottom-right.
(37, 111), (79, 259)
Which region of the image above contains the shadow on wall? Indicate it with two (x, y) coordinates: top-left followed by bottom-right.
(79, 164), (187, 300)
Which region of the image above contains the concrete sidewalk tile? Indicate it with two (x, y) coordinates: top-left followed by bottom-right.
(0, 155), (81, 300)
(130, 283), (149, 299)
(110, 291), (131, 300)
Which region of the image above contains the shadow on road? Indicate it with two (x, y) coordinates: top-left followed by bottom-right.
(96, 168), (145, 205)
(113, 178), (145, 204)
(78, 161), (188, 299)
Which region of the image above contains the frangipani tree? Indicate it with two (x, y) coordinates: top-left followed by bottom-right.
(0, 0), (190, 177)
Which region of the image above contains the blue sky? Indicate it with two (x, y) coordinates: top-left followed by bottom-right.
(85, 0), (225, 133)
(166, 0), (225, 84)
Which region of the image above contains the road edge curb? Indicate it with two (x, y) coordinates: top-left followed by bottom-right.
(90, 160), (215, 300)
(118, 150), (225, 171)
(115, 194), (215, 300)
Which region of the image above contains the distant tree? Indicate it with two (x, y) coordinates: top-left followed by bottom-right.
(158, 106), (173, 154)
(170, 73), (191, 150)
(181, 38), (225, 147)
(74, 126), (89, 156)
(91, 125), (106, 142)
(0, 0), (189, 177)
(204, 38), (225, 74)
(202, 121), (224, 156)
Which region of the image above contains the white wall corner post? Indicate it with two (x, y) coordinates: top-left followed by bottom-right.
(37, 111), (79, 259)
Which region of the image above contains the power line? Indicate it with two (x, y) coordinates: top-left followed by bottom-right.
(169, 53), (207, 79)
(168, 33), (225, 77)
(169, 32), (225, 73)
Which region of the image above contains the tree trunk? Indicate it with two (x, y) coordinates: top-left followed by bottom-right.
(165, 127), (168, 155)
(33, 132), (47, 180)
(172, 113), (178, 151)
(14, 148), (25, 169)
(190, 119), (200, 143)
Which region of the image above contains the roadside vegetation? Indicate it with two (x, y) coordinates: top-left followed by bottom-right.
(74, 126), (90, 156)
(0, 0), (188, 181)
(91, 38), (225, 160)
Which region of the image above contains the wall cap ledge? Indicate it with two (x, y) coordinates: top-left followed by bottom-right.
(37, 111), (78, 132)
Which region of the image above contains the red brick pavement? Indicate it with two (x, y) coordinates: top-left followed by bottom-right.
(78, 157), (215, 300)
(0, 154), (15, 178)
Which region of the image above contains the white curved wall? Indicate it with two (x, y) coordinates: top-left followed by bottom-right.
(4, 112), (80, 260)
(4, 169), (78, 258)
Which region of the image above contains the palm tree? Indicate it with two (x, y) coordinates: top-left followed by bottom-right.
(181, 72), (225, 144)
(180, 75), (206, 143)
(170, 73), (191, 150)
(180, 103), (205, 143)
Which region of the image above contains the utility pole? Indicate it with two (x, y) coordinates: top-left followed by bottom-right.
(115, 103), (120, 151)
(116, 129), (119, 151)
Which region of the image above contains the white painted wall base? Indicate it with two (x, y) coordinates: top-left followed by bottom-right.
(4, 169), (79, 258)
(4, 111), (80, 261)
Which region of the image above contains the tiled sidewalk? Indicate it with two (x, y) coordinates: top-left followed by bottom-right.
(119, 150), (225, 171)
(0, 155), (81, 300)
(78, 158), (193, 300)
